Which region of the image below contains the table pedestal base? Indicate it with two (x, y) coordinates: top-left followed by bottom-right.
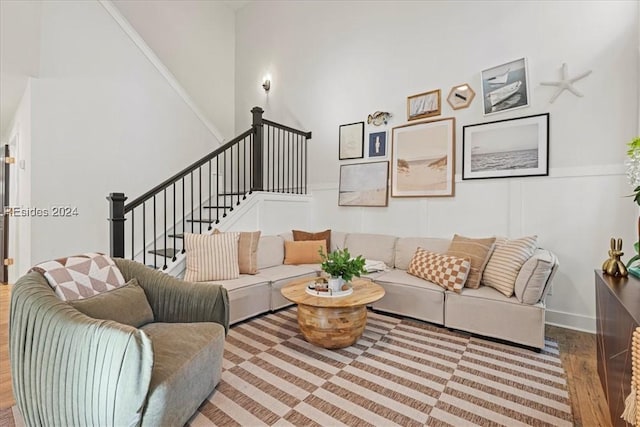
(297, 304), (367, 349)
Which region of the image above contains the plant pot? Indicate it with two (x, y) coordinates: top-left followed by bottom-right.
(328, 277), (344, 292)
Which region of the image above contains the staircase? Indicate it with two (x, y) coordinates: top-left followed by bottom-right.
(108, 107), (312, 270)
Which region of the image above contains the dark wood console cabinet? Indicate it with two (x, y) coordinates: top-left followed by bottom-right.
(596, 270), (640, 427)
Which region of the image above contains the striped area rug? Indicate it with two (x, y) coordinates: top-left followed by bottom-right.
(188, 307), (574, 427)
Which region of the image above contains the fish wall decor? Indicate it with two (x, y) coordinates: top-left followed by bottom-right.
(367, 111), (392, 126)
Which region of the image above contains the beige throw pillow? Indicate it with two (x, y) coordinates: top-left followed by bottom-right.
(482, 236), (538, 297)
(514, 249), (558, 304)
(446, 234), (496, 289)
(284, 240), (327, 265)
(407, 247), (471, 293)
(214, 229), (261, 274)
(184, 232), (240, 282)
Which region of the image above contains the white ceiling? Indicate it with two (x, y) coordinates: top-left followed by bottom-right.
(0, 0), (42, 140)
(0, 0), (250, 140)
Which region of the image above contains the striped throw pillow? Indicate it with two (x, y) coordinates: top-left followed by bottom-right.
(446, 234), (496, 289)
(408, 247), (471, 293)
(482, 236), (538, 297)
(184, 232), (240, 282)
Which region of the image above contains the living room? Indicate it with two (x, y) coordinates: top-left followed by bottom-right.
(1, 0), (639, 426)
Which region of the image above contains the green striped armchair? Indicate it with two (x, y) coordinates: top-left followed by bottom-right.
(10, 258), (228, 426)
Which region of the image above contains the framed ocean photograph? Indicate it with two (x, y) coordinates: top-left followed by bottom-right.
(407, 89), (441, 121)
(368, 131), (387, 157)
(481, 57), (530, 115)
(339, 121), (364, 160)
(462, 113), (549, 180)
(338, 161), (389, 207)
(391, 117), (455, 197)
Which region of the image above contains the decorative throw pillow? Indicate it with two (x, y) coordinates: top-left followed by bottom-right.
(446, 234), (496, 289)
(284, 240), (327, 265)
(213, 229), (261, 274)
(292, 229), (331, 253)
(30, 252), (126, 301)
(482, 236), (538, 297)
(184, 232), (240, 282)
(514, 249), (558, 304)
(407, 247), (471, 293)
(70, 278), (154, 327)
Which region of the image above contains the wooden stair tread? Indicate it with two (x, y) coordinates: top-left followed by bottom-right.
(147, 248), (179, 258)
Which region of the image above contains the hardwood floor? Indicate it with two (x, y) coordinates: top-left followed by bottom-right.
(0, 284), (12, 410)
(0, 284), (613, 425)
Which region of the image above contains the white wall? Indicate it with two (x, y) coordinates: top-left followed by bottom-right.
(111, 0), (236, 140)
(27, 0), (223, 266)
(236, 0), (640, 331)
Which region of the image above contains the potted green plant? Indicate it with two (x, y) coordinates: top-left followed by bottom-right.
(625, 136), (640, 271)
(319, 248), (366, 292)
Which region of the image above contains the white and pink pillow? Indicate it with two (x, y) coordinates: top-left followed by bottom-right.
(31, 252), (126, 301)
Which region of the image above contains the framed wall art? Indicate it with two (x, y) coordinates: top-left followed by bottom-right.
(481, 57), (530, 115)
(338, 161), (389, 207)
(407, 89), (441, 121)
(391, 117), (455, 197)
(339, 121), (364, 160)
(462, 113), (549, 180)
(368, 131), (387, 158)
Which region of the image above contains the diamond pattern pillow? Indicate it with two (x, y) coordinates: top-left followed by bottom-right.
(31, 252), (126, 301)
(407, 247), (471, 293)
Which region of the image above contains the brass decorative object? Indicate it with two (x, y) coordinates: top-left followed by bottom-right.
(603, 237), (628, 277)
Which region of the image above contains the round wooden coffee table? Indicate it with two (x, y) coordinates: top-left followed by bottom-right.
(281, 277), (385, 349)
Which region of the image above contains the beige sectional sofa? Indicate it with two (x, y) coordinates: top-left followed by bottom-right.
(208, 231), (558, 349)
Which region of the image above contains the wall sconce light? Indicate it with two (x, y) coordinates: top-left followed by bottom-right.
(262, 79), (271, 92)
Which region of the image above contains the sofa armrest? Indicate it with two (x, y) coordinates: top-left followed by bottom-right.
(10, 272), (153, 427)
(114, 258), (229, 333)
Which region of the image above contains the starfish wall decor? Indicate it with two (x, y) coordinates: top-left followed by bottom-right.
(540, 63), (592, 104)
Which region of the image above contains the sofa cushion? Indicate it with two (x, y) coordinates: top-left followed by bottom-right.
(444, 286), (545, 349)
(483, 236), (537, 297)
(31, 252), (126, 301)
(395, 237), (451, 270)
(344, 233), (397, 267)
(256, 264), (317, 282)
(213, 229), (261, 275)
(70, 278), (154, 327)
(375, 269), (445, 292)
(407, 248), (470, 292)
(292, 229), (331, 252)
(330, 231), (347, 252)
(446, 234), (496, 289)
(140, 322), (225, 426)
(207, 274), (270, 292)
(284, 240), (327, 265)
(257, 235), (285, 270)
(514, 249), (558, 304)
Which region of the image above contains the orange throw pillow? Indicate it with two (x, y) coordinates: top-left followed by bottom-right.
(293, 229), (331, 252)
(284, 240), (327, 265)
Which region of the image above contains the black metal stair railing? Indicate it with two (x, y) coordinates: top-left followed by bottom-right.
(108, 107), (312, 269)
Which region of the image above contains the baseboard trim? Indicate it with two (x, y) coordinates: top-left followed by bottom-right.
(545, 309), (596, 334)
(98, 0), (226, 143)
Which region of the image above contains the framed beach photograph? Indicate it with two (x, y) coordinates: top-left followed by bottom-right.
(462, 113), (549, 180)
(407, 89), (441, 121)
(481, 57), (530, 115)
(339, 121), (364, 160)
(368, 131), (387, 158)
(338, 161), (389, 207)
(391, 117), (455, 197)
